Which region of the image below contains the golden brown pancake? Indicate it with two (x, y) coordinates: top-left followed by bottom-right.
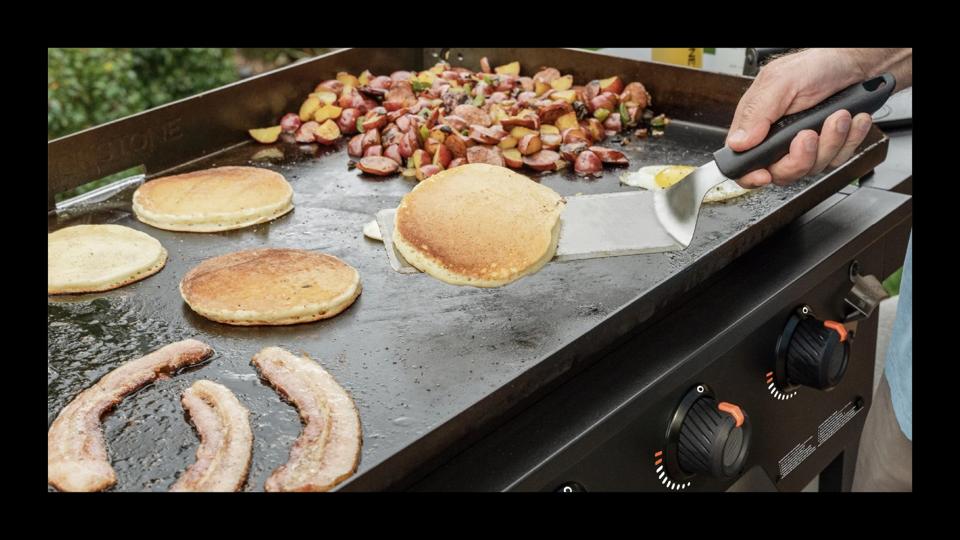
(48, 224), (167, 295)
(180, 248), (361, 325)
(393, 163), (564, 287)
(132, 166), (293, 232)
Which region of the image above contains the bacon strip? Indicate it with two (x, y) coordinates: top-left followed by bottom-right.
(47, 339), (214, 492)
(169, 380), (253, 492)
(252, 347), (362, 492)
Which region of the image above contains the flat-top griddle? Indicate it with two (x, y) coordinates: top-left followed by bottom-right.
(47, 48), (888, 491)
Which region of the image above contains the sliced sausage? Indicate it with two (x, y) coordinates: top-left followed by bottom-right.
(589, 146), (629, 166)
(357, 156), (400, 176)
(522, 149), (561, 171)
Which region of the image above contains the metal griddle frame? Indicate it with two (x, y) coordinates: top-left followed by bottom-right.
(47, 48), (889, 491)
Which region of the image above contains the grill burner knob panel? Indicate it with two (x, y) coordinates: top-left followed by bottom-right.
(676, 395), (750, 479)
(666, 385), (751, 482)
(776, 312), (850, 391)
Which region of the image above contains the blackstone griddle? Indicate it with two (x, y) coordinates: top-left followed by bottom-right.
(47, 48), (912, 492)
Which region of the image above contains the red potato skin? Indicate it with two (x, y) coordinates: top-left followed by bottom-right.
(295, 121), (319, 143)
(337, 108), (361, 135)
(448, 157), (467, 168)
(418, 164), (442, 180)
(574, 150), (603, 176)
(361, 128), (381, 151)
(363, 145), (383, 157)
(589, 146), (629, 166)
(391, 71), (413, 81)
(358, 156), (399, 176)
(537, 101), (574, 125)
(444, 134), (469, 158)
(620, 82), (651, 109)
(370, 76), (393, 90)
(562, 127), (590, 145)
(589, 92), (618, 113)
(385, 144), (403, 164)
(399, 130), (418, 158)
(603, 113), (622, 133)
(361, 114), (387, 132)
(316, 80), (344, 94)
(469, 125), (501, 145)
(433, 144), (453, 169)
(518, 133), (542, 156)
(347, 134), (364, 157)
(466, 145), (504, 167)
(280, 113), (301, 133)
(533, 67), (561, 85)
(541, 133), (562, 149)
(600, 76), (625, 95)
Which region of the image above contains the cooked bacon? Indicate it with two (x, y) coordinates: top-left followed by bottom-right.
(252, 347), (362, 492)
(169, 380), (253, 492)
(47, 339), (214, 492)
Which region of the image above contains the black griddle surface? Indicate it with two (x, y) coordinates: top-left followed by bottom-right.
(48, 120), (829, 491)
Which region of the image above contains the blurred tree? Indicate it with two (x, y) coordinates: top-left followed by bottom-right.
(48, 48), (238, 140)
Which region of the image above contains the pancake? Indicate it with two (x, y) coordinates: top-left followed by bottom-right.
(132, 166), (294, 232)
(393, 163), (565, 287)
(48, 224), (167, 295)
(180, 248), (361, 325)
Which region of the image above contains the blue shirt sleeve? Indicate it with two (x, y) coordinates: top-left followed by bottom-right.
(884, 233), (912, 440)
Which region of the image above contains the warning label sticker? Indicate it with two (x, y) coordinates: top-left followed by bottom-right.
(777, 399), (864, 481)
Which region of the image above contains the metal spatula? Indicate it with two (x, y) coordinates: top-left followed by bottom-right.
(653, 72), (896, 250)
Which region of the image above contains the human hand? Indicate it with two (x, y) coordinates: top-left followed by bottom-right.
(727, 48), (875, 188)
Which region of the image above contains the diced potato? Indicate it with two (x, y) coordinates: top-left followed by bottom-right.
(337, 72), (360, 88)
(314, 105), (343, 123)
(599, 76), (624, 94)
(510, 126), (536, 139)
(498, 135), (518, 149)
(248, 125), (282, 144)
(502, 148), (523, 168)
(310, 91), (338, 105)
(417, 71), (437, 84)
(551, 75), (573, 91)
(534, 82), (551, 96)
(495, 61), (521, 76)
(551, 90), (577, 103)
(358, 70), (372, 85)
(299, 97), (321, 122)
(555, 111), (579, 131)
(540, 125), (560, 136)
(314, 119), (341, 145)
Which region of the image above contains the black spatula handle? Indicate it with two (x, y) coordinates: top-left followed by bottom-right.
(713, 72), (895, 179)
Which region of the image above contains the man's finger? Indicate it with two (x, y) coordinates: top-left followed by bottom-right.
(768, 130), (819, 186)
(810, 110), (852, 174)
(736, 168), (772, 189)
(726, 75), (792, 152)
(829, 112), (873, 168)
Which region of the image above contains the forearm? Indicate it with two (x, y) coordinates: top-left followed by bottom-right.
(844, 48), (913, 91)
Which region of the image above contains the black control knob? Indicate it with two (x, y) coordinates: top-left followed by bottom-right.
(676, 395), (750, 479)
(777, 314), (850, 390)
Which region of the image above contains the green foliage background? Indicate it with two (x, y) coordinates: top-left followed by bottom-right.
(48, 48), (239, 140)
